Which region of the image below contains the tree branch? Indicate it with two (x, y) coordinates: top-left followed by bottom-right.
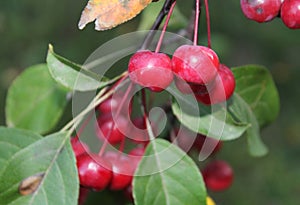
(140, 0), (176, 50)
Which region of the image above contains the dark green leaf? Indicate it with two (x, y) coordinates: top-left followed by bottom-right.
(47, 45), (114, 91)
(47, 45), (127, 91)
(133, 139), (206, 205)
(228, 94), (268, 156)
(0, 128), (78, 205)
(232, 65), (280, 128)
(5, 64), (68, 134)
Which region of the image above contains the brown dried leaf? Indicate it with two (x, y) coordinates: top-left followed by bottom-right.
(78, 0), (152, 31)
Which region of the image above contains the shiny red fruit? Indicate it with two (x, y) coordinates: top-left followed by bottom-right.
(281, 0), (300, 29)
(70, 136), (89, 157)
(96, 114), (127, 144)
(76, 153), (112, 191)
(202, 160), (233, 191)
(240, 0), (281, 23)
(196, 64), (235, 105)
(128, 50), (173, 92)
(172, 45), (219, 85)
(104, 151), (134, 190)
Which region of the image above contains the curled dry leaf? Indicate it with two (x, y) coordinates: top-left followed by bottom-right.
(18, 173), (45, 196)
(78, 0), (152, 31)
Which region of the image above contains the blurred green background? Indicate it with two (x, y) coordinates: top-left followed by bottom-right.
(0, 0), (299, 204)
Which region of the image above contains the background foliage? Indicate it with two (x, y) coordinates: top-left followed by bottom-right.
(0, 0), (299, 204)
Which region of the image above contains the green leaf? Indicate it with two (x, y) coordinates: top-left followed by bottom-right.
(138, 1), (188, 30)
(133, 139), (206, 205)
(0, 127), (78, 205)
(46, 45), (114, 91)
(228, 94), (268, 156)
(5, 64), (68, 134)
(172, 102), (249, 141)
(232, 65), (280, 128)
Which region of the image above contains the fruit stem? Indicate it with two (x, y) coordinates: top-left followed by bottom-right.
(118, 134), (126, 154)
(138, 89), (156, 141)
(193, 0), (200, 46)
(155, 1), (177, 53)
(204, 0), (212, 48)
(140, 0), (176, 50)
(98, 82), (134, 157)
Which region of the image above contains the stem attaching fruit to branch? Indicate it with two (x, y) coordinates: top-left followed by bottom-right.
(204, 0), (212, 48)
(155, 0), (177, 53)
(193, 0), (200, 46)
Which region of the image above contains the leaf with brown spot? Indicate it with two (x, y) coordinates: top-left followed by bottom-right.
(0, 128), (78, 205)
(18, 173), (45, 196)
(78, 0), (153, 31)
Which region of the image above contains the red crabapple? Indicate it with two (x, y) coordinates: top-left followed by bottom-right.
(76, 153), (112, 191)
(281, 0), (300, 29)
(104, 151), (134, 190)
(128, 50), (173, 92)
(240, 0), (281, 23)
(202, 160), (234, 191)
(172, 45), (219, 85)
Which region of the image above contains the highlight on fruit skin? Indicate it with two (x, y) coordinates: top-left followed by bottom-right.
(206, 196), (216, 205)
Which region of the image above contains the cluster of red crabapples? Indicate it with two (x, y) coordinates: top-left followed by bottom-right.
(128, 44), (236, 105)
(241, 0), (300, 29)
(72, 81), (234, 204)
(71, 97), (147, 203)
